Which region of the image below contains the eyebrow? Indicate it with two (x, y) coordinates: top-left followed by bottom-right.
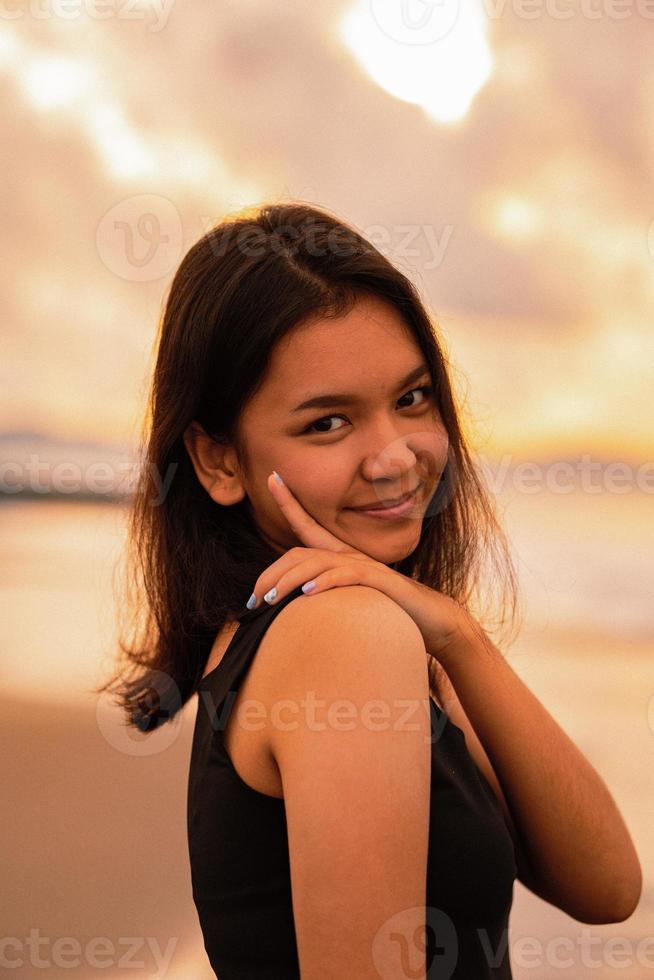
(290, 363), (432, 414)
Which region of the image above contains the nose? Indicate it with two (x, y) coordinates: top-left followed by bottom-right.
(360, 428), (420, 486)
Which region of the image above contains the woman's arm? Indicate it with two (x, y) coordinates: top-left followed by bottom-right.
(261, 586), (432, 979)
(437, 672), (572, 903)
(436, 617), (643, 924)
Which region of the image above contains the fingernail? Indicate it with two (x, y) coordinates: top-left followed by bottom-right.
(272, 470), (284, 486)
(263, 587), (277, 603)
(302, 581), (316, 594)
(246, 593), (257, 610)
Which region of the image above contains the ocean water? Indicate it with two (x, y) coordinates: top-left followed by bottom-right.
(1, 496), (652, 979)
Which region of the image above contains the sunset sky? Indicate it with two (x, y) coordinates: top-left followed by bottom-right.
(1, 0), (652, 462)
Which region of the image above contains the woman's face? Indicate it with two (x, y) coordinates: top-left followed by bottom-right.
(236, 294), (450, 566)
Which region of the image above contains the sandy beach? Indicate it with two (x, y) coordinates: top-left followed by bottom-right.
(1, 499), (652, 978)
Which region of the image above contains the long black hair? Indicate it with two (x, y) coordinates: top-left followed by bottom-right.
(96, 201), (520, 731)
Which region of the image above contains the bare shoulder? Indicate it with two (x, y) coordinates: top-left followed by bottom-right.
(254, 585), (426, 703)
(264, 583), (424, 664)
(256, 585), (430, 761)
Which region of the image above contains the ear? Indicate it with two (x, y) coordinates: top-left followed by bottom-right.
(183, 421), (246, 506)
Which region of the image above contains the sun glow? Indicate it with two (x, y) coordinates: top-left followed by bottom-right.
(339, 0), (494, 125)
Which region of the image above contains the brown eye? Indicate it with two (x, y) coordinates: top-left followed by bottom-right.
(303, 385), (433, 436)
(397, 385), (432, 409)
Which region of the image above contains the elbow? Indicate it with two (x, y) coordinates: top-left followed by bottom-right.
(605, 875), (643, 924)
(575, 865), (643, 925)
(609, 850), (644, 923)
(577, 895), (640, 925)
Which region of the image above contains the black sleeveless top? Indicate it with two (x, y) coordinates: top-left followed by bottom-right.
(187, 585), (517, 979)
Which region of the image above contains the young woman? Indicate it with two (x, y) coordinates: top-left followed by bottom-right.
(100, 202), (642, 979)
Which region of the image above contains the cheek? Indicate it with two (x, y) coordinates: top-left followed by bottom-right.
(414, 428), (449, 481)
(283, 464), (345, 515)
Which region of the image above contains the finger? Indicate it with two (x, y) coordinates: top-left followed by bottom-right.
(249, 553), (342, 609)
(265, 559), (368, 606)
(267, 472), (349, 552)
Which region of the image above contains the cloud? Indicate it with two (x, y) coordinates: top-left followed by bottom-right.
(0, 0), (651, 459)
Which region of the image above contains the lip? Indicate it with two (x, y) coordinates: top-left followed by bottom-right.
(347, 483), (423, 520)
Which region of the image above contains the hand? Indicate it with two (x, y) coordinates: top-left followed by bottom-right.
(246, 471), (470, 664)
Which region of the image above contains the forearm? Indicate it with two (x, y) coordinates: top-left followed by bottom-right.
(436, 615), (643, 923)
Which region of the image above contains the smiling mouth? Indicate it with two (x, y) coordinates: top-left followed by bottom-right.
(347, 482), (424, 513)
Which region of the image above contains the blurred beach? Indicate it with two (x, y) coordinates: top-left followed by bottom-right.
(1, 494), (652, 979)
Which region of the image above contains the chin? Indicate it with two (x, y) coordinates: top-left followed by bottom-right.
(349, 530), (422, 567)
